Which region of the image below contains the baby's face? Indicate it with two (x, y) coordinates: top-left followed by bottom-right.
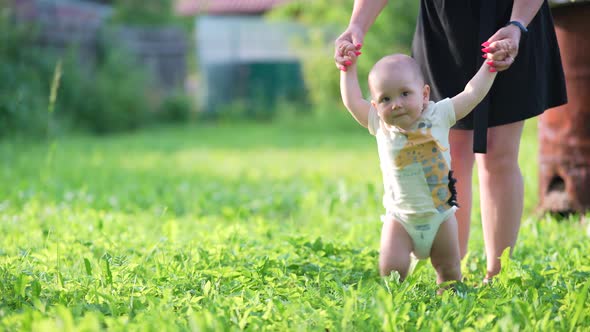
(370, 66), (429, 130)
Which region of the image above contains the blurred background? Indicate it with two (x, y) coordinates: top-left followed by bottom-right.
(0, 0), (418, 138)
(2, 0), (589, 216)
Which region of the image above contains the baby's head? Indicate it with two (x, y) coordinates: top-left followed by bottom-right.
(368, 54), (430, 129)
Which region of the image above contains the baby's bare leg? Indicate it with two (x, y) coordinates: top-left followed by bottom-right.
(430, 215), (462, 284)
(379, 219), (413, 279)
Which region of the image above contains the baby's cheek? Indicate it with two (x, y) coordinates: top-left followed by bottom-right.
(380, 110), (392, 123)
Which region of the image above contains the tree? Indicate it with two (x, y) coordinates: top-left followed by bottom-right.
(269, 0), (419, 110)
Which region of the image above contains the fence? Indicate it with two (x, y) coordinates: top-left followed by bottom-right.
(12, 0), (186, 93)
(107, 26), (187, 91)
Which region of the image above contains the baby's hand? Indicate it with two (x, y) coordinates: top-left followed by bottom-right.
(337, 41), (361, 72)
(482, 24), (520, 72)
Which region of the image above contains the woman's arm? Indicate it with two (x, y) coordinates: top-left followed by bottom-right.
(509, 0), (545, 27)
(334, 0), (388, 69)
(484, 0), (545, 71)
(349, 0), (389, 38)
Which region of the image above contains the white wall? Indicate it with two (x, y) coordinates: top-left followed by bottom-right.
(196, 15), (305, 65)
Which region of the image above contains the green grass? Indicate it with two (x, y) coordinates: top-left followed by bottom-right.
(1, 113), (589, 331)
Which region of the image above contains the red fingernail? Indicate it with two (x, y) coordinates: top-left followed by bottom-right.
(356, 44), (362, 50)
(489, 67), (496, 73)
(481, 41), (491, 47)
(355, 51), (362, 56)
(340, 66), (347, 72)
(482, 54), (488, 58)
(482, 47), (491, 53)
(486, 61), (494, 66)
(344, 60), (352, 66)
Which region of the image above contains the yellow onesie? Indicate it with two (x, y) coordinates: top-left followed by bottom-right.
(368, 98), (458, 259)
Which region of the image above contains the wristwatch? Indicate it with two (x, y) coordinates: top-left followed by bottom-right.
(506, 20), (528, 34)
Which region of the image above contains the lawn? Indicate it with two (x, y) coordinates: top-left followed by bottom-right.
(1, 113), (589, 331)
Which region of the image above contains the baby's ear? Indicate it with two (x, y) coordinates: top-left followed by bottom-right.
(422, 84), (430, 103)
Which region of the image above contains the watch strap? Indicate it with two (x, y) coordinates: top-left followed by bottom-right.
(506, 20), (528, 34)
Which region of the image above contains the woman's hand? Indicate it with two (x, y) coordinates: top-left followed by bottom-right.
(334, 25), (364, 71)
(482, 24), (522, 72)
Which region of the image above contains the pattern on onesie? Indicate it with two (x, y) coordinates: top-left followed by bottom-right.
(393, 122), (454, 212)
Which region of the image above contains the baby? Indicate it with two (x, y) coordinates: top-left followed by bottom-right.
(339, 46), (496, 284)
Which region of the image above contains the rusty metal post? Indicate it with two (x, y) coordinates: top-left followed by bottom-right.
(538, 1), (590, 214)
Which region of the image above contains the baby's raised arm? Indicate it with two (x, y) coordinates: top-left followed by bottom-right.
(339, 44), (371, 128)
(451, 62), (497, 121)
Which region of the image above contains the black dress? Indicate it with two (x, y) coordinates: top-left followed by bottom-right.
(412, 0), (567, 153)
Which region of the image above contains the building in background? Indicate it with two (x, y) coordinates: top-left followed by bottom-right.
(176, 0), (307, 116)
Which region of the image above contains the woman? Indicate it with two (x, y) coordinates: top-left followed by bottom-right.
(334, 0), (567, 281)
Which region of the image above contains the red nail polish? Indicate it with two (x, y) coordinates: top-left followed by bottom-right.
(344, 60), (352, 66)
(482, 54), (488, 58)
(486, 61), (494, 66)
(481, 41), (491, 47)
(489, 67), (496, 73)
(341, 66), (347, 72)
(355, 51), (362, 56)
(482, 47), (491, 53)
(356, 44), (362, 50)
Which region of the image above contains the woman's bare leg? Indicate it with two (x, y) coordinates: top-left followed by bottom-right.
(475, 121), (525, 279)
(449, 129), (475, 259)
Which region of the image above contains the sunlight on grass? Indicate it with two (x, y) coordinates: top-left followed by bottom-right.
(1, 114), (588, 331)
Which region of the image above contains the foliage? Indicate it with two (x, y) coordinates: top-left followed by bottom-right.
(269, 0), (419, 110)
(1, 116), (589, 331)
(109, 0), (176, 27)
(0, 6), (53, 139)
(156, 92), (195, 123)
(55, 48), (156, 134)
(0, 3), (183, 138)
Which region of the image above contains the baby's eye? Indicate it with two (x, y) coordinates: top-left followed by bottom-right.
(401, 91), (410, 97)
(380, 97), (390, 103)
